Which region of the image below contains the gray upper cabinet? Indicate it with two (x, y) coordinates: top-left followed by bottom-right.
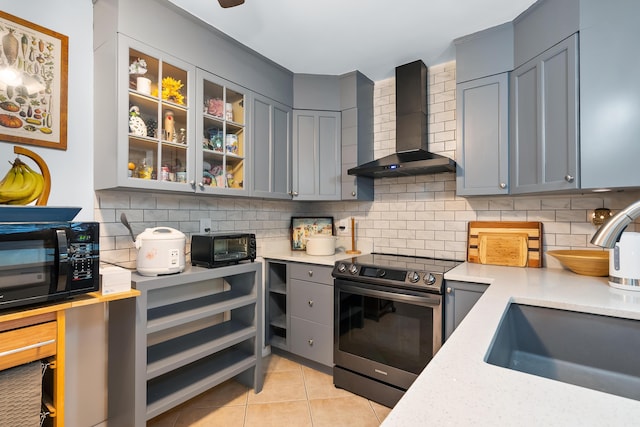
(455, 24), (512, 196)
(94, 34), (197, 193)
(513, 0), (580, 69)
(292, 74), (342, 201)
(292, 110), (341, 200)
(196, 68), (249, 196)
(456, 74), (509, 195)
(340, 71), (374, 201)
(94, 0), (294, 198)
(579, 0), (640, 189)
(510, 34), (579, 194)
(250, 93), (292, 199)
(455, 23), (514, 84)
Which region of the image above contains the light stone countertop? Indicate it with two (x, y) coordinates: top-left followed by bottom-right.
(383, 262), (640, 427)
(259, 238), (372, 266)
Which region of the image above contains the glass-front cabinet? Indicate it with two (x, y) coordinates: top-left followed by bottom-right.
(196, 69), (247, 195)
(94, 35), (255, 195)
(125, 42), (194, 190)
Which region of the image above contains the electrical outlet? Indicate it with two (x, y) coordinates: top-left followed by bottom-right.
(337, 218), (350, 236)
(199, 218), (212, 234)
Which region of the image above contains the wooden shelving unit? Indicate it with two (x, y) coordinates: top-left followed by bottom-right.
(0, 290), (139, 427)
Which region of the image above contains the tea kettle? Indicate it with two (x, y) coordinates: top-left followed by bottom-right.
(609, 231), (640, 291)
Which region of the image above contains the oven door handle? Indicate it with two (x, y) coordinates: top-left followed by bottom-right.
(338, 283), (441, 307)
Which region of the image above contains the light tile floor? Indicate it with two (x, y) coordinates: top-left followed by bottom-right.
(148, 353), (392, 427)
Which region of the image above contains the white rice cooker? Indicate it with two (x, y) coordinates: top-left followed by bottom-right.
(609, 231), (640, 291)
(135, 227), (186, 276)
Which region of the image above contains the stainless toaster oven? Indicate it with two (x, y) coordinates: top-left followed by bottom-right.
(191, 233), (256, 268)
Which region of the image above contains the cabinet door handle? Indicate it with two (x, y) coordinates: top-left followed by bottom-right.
(308, 300), (314, 307)
(446, 287), (452, 294)
(565, 174), (575, 183)
(308, 339), (314, 346)
(292, 191), (299, 197)
(308, 270), (313, 277)
(499, 182), (507, 189)
(352, 191), (356, 197)
(198, 181), (205, 189)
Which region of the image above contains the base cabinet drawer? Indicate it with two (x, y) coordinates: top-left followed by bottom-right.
(0, 321), (56, 371)
(290, 279), (333, 326)
(289, 263), (333, 285)
(290, 317), (332, 366)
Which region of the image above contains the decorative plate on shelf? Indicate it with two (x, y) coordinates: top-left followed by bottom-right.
(0, 206), (82, 222)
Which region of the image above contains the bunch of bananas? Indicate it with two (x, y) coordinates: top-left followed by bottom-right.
(0, 158), (45, 205)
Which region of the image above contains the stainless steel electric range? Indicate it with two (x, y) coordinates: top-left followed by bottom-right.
(332, 253), (462, 407)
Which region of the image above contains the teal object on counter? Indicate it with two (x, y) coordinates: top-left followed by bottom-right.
(0, 206), (81, 222)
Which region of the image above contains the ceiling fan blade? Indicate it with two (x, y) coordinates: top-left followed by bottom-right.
(218, 0), (244, 8)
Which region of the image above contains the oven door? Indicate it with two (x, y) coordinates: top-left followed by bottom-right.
(334, 279), (442, 390)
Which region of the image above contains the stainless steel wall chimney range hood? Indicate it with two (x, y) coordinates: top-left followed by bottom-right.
(347, 60), (456, 178)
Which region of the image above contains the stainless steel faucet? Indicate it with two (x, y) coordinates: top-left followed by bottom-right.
(591, 200), (640, 248)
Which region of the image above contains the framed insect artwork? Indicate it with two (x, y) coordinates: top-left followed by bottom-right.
(0, 11), (68, 150)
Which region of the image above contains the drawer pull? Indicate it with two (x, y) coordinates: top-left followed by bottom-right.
(308, 270), (313, 277)
(0, 339), (55, 358)
(308, 339), (314, 346)
(308, 300), (314, 307)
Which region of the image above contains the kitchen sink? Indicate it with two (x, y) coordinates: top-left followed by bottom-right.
(485, 303), (640, 401)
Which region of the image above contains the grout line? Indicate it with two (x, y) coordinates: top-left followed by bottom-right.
(300, 364), (315, 426)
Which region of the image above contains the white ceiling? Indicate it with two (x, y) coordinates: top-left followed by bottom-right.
(168, 0), (537, 81)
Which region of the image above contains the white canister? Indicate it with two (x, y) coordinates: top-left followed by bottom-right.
(137, 76), (151, 95)
(225, 103), (234, 121)
(305, 235), (337, 256)
(609, 231), (640, 291)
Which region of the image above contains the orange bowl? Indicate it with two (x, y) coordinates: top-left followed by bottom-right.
(547, 250), (609, 277)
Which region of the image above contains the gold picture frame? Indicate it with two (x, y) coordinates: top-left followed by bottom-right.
(0, 11), (68, 150)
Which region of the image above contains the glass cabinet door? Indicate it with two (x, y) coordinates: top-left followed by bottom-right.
(126, 45), (192, 187)
(197, 69), (247, 194)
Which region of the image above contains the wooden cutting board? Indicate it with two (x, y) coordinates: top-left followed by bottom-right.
(467, 221), (543, 268)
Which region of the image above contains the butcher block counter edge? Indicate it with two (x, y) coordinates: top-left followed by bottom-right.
(0, 290), (140, 323)
(383, 263), (640, 426)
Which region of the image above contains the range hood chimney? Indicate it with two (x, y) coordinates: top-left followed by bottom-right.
(347, 60), (456, 178)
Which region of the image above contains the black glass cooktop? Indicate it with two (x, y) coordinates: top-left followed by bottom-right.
(345, 253), (463, 274)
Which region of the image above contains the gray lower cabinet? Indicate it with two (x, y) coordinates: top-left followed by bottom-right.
(266, 260), (334, 367)
(251, 93), (292, 199)
(292, 110), (341, 201)
(456, 73), (509, 195)
(510, 33), (579, 194)
(108, 263), (263, 426)
(444, 280), (489, 341)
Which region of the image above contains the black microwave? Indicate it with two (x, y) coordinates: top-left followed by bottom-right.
(0, 221), (99, 311)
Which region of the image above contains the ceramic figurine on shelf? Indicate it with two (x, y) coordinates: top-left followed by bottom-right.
(129, 106), (147, 137)
(164, 110), (175, 142)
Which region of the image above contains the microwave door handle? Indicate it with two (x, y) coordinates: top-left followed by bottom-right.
(55, 229), (69, 292)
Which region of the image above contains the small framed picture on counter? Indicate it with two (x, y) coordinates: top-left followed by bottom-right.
(291, 216), (334, 251)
